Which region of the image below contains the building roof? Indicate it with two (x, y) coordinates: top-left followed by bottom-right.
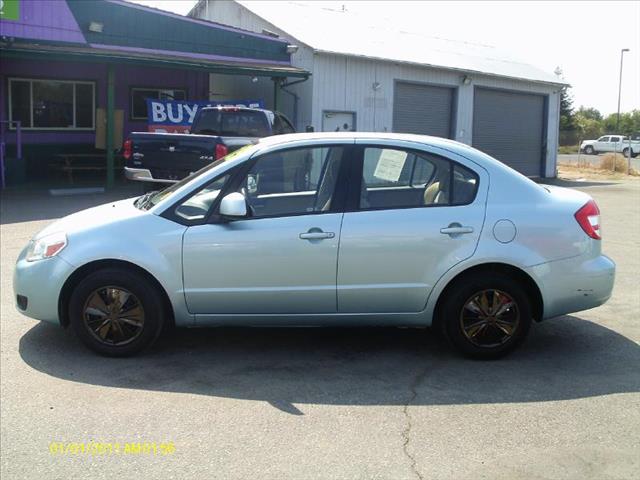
(227, 1), (564, 86)
(0, 42), (307, 77)
(0, 0), (308, 78)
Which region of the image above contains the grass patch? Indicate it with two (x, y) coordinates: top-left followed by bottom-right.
(558, 145), (579, 154)
(557, 163), (639, 180)
(599, 153), (637, 174)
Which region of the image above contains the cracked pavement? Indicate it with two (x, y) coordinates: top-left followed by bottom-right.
(1, 179), (639, 479)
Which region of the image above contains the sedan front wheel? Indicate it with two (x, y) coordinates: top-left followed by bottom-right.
(69, 268), (165, 356)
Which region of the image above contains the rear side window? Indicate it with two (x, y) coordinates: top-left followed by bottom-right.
(192, 110), (270, 137)
(359, 147), (478, 210)
(452, 164), (478, 204)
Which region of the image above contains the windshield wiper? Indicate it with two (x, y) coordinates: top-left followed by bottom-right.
(135, 191), (157, 210)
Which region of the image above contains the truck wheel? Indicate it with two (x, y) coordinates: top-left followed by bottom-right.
(584, 145), (595, 155)
(622, 148), (631, 157)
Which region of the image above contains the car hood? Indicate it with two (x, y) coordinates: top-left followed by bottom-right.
(581, 140), (596, 145)
(34, 197), (147, 240)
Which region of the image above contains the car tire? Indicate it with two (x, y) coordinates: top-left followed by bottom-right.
(69, 268), (165, 357)
(439, 272), (532, 359)
(584, 146), (595, 155)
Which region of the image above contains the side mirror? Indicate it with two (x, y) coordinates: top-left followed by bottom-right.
(219, 192), (247, 218)
(305, 125), (315, 133)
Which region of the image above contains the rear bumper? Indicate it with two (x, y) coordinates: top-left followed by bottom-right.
(125, 167), (177, 184)
(527, 254), (615, 320)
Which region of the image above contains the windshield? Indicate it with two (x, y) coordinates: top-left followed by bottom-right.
(192, 110), (271, 137)
(136, 144), (257, 210)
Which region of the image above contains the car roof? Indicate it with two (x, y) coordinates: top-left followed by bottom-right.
(255, 131), (488, 164)
(256, 131), (462, 149)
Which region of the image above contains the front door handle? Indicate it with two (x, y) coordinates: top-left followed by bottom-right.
(299, 229), (335, 240)
(440, 223), (474, 236)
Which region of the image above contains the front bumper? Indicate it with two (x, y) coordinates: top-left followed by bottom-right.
(13, 248), (76, 324)
(527, 254), (615, 320)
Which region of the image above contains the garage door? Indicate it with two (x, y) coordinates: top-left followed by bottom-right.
(473, 88), (546, 177)
(393, 82), (454, 138)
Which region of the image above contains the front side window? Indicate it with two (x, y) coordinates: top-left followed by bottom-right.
(598, 136), (610, 142)
(144, 144), (259, 212)
(9, 78), (95, 130)
(360, 147), (478, 209)
(237, 146), (345, 218)
(130, 87), (187, 120)
(174, 174), (231, 221)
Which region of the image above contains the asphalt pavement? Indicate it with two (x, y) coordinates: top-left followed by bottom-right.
(1, 180), (639, 479)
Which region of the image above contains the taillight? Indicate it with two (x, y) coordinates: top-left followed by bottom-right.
(215, 143), (228, 160)
(123, 139), (132, 161)
(574, 199), (601, 240)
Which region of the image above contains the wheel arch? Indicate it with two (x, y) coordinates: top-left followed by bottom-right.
(432, 262), (543, 329)
(58, 259), (175, 328)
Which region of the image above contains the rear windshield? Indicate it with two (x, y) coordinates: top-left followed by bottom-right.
(192, 110), (270, 137)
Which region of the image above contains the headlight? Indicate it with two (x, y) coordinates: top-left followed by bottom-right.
(26, 232), (67, 262)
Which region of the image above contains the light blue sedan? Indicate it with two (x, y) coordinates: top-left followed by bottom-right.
(14, 133), (615, 358)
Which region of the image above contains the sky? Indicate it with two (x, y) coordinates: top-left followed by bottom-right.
(130, 0), (639, 116)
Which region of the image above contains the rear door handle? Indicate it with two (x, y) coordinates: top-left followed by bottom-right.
(440, 223), (474, 235)
(300, 230), (335, 240)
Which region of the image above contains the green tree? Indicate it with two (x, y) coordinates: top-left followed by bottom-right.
(559, 87), (575, 131)
(575, 115), (603, 140)
(575, 106), (602, 121)
(602, 110), (640, 135)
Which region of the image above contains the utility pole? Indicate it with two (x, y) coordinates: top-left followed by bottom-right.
(616, 48), (630, 132)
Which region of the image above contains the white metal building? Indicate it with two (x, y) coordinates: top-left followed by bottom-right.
(190, 0), (566, 177)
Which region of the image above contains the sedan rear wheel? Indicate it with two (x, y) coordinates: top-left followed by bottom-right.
(440, 272), (532, 359)
(460, 289), (520, 348)
(69, 268), (165, 356)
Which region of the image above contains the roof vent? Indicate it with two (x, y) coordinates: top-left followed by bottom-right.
(261, 29), (279, 38)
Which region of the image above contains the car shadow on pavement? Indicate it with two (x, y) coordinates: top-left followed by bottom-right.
(0, 185), (142, 225)
(19, 316), (640, 415)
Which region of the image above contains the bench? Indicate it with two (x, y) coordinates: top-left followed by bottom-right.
(50, 153), (122, 184)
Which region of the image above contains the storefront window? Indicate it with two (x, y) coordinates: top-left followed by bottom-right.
(8, 78), (95, 130)
(130, 87), (187, 120)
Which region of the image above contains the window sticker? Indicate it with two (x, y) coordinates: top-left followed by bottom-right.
(373, 149), (408, 182)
